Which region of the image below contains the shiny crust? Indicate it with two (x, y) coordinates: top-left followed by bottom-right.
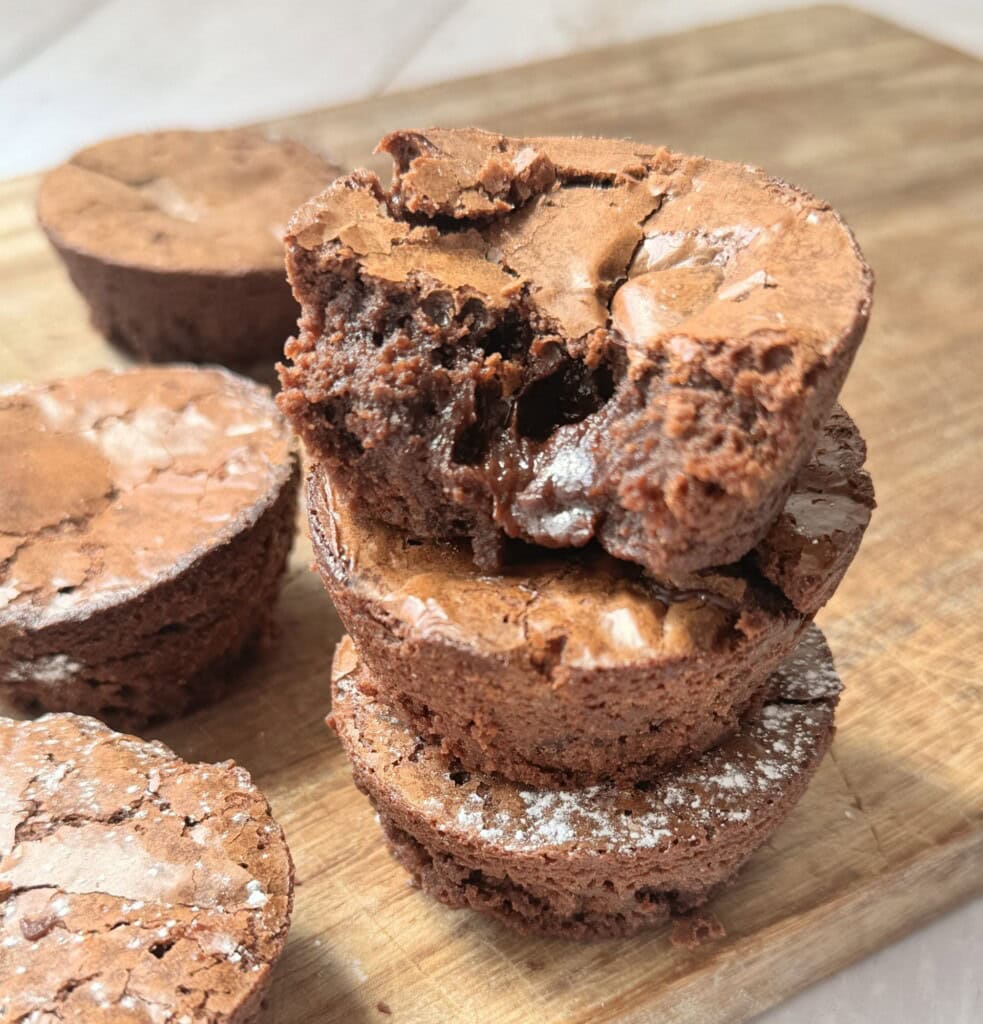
(0, 366), (299, 726)
(0, 713), (293, 1020)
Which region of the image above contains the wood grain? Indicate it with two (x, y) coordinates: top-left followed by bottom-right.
(1, 5), (981, 1022)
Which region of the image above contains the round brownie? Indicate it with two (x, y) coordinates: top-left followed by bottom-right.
(329, 626), (839, 939)
(280, 127), (872, 573)
(0, 713), (293, 1022)
(309, 407), (871, 786)
(0, 366), (299, 728)
(37, 129), (339, 374)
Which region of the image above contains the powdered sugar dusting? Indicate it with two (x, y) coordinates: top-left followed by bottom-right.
(770, 626), (841, 700)
(4, 654), (84, 687)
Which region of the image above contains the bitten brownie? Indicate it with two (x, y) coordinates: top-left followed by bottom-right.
(329, 626), (839, 939)
(37, 129), (339, 373)
(280, 128), (873, 574)
(0, 366), (299, 727)
(309, 407), (872, 786)
(0, 714), (293, 1022)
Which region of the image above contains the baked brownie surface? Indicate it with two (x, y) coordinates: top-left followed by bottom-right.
(37, 129), (340, 369)
(752, 406), (875, 613)
(280, 127), (873, 573)
(309, 407), (871, 785)
(329, 626), (839, 939)
(0, 366), (299, 726)
(0, 713), (293, 1022)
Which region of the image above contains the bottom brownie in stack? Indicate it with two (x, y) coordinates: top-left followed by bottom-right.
(329, 628), (839, 939)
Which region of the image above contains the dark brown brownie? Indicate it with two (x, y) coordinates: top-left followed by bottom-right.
(37, 129), (339, 374)
(308, 407), (871, 786)
(329, 626), (839, 939)
(280, 128), (872, 574)
(0, 713), (293, 1022)
(0, 366), (299, 728)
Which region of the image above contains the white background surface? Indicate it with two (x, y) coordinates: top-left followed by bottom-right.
(4, 0), (983, 178)
(2, 2), (981, 1021)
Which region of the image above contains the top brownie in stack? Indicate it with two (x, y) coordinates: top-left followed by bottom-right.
(279, 128), (873, 575)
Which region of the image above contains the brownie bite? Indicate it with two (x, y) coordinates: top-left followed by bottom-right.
(0, 713), (293, 1022)
(329, 627), (840, 939)
(280, 128), (872, 574)
(309, 407), (872, 785)
(37, 129), (339, 374)
(0, 366), (299, 727)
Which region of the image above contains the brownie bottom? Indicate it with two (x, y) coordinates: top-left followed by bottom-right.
(380, 813), (708, 940)
(0, 471), (298, 730)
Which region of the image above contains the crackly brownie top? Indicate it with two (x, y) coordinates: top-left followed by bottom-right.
(331, 625), (838, 860)
(310, 407), (871, 671)
(291, 126), (871, 366)
(0, 367), (296, 631)
(0, 713), (292, 1021)
(38, 129), (339, 273)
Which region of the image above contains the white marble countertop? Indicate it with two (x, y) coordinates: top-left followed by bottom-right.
(1, 2), (980, 1021)
(3, 0), (983, 179)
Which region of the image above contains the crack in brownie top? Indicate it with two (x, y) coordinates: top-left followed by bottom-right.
(0, 367), (296, 631)
(280, 127), (873, 574)
(0, 714), (292, 1021)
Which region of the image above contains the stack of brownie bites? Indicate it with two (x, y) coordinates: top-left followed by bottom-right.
(278, 129), (876, 937)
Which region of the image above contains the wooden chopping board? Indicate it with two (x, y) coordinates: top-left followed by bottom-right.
(1, 5), (981, 1021)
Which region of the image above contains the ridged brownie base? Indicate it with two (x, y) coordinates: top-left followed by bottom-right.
(309, 405), (870, 785)
(1, 470), (298, 730)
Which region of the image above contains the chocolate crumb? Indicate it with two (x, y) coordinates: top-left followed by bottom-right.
(20, 914), (59, 941)
(671, 911), (727, 949)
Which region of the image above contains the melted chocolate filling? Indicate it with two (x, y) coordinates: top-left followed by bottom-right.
(642, 581), (737, 613)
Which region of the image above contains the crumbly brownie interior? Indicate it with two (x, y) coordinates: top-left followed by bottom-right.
(284, 191), (621, 569)
(280, 129), (872, 573)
